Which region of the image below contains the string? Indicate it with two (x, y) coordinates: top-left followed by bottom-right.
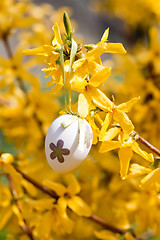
(60, 39), (77, 115)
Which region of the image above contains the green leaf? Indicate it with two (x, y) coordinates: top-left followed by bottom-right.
(147, 237), (160, 240)
(63, 12), (73, 40)
(59, 45), (65, 83)
(0, 229), (9, 240)
(0, 130), (17, 155)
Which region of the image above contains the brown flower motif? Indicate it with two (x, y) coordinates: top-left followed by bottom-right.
(49, 139), (70, 163)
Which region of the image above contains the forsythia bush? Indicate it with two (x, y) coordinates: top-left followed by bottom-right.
(0, 1), (160, 240)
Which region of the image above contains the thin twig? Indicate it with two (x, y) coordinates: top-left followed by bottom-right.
(7, 175), (34, 240)
(13, 165), (139, 239)
(3, 36), (12, 58)
(131, 131), (160, 157)
(3, 37), (27, 94)
(14, 166), (59, 200)
(89, 214), (126, 234)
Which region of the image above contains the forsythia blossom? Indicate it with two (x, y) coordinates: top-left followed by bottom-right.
(1, 1), (160, 239)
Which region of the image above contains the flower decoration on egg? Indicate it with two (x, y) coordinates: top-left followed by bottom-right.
(49, 140), (70, 163)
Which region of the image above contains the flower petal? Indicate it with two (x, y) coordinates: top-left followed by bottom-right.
(61, 149), (70, 155)
(52, 23), (63, 46)
(86, 43), (107, 61)
(71, 78), (87, 92)
(50, 80), (64, 94)
(87, 61), (104, 75)
(42, 179), (66, 196)
(100, 28), (109, 43)
(95, 230), (119, 240)
(50, 151), (57, 160)
(73, 59), (85, 70)
(89, 67), (111, 87)
(57, 139), (64, 148)
(3, 164), (23, 197)
(45, 79), (56, 88)
(0, 153), (14, 164)
(118, 146), (133, 179)
(58, 196), (68, 212)
(25, 198), (55, 210)
(37, 211), (53, 239)
(103, 127), (121, 141)
(113, 108), (134, 134)
(105, 43), (127, 54)
(68, 195), (91, 217)
(0, 207), (12, 229)
(129, 164), (152, 176)
(117, 97), (140, 113)
(70, 65), (88, 92)
(78, 93), (89, 118)
(99, 141), (122, 153)
(57, 155), (65, 163)
(12, 205), (25, 227)
(132, 141), (154, 162)
(23, 45), (54, 56)
(141, 168), (160, 188)
(49, 142), (57, 151)
(0, 183), (11, 207)
(21, 179), (37, 198)
(125, 233), (137, 240)
(65, 174), (81, 195)
(99, 112), (112, 141)
(58, 197), (75, 234)
(87, 86), (114, 111)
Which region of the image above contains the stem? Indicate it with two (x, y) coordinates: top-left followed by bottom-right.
(89, 214), (126, 234)
(7, 175), (34, 240)
(60, 44), (70, 113)
(131, 131), (160, 157)
(2, 36), (45, 142)
(14, 166), (59, 200)
(3, 36), (12, 58)
(13, 165), (139, 239)
(67, 78), (73, 113)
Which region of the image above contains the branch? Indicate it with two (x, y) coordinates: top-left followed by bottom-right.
(14, 166), (59, 200)
(7, 175), (34, 240)
(89, 214), (126, 234)
(2, 36), (45, 142)
(131, 131), (160, 157)
(13, 165), (140, 239)
(3, 36), (12, 58)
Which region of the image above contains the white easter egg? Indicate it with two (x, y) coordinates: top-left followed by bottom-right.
(45, 114), (93, 173)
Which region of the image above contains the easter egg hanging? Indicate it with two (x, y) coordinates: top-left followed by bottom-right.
(45, 114), (93, 173)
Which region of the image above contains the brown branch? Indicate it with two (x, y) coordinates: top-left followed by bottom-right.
(2, 36), (45, 142)
(13, 165), (140, 239)
(3, 37), (27, 94)
(131, 131), (160, 157)
(7, 175), (34, 240)
(14, 166), (59, 200)
(89, 214), (126, 234)
(3, 36), (13, 59)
